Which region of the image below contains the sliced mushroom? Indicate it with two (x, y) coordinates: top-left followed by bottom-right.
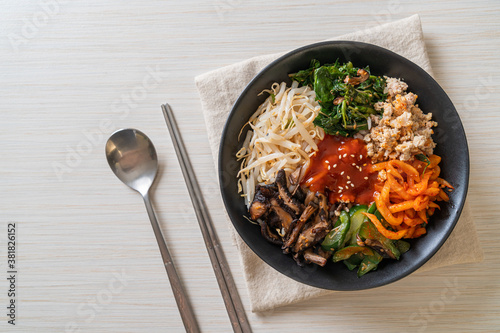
(294, 223), (330, 254)
(249, 190), (268, 220)
(288, 166), (305, 195)
(282, 201), (317, 252)
(292, 186), (306, 203)
(266, 210), (282, 230)
(258, 184), (278, 197)
(330, 202), (345, 220)
(344, 68), (369, 86)
(269, 197), (295, 232)
(316, 247), (332, 261)
(293, 194), (330, 253)
(275, 169), (303, 216)
(284, 219), (297, 240)
(304, 190), (317, 207)
(292, 252), (305, 267)
(257, 219), (282, 246)
(303, 248), (327, 267)
(288, 166), (302, 186)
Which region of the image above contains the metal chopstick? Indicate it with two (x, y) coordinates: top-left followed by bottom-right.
(161, 103), (252, 333)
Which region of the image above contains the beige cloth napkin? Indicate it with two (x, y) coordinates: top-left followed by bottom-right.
(195, 14), (483, 313)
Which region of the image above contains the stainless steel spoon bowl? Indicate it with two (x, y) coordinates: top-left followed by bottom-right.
(105, 128), (199, 333)
(106, 128), (158, 195)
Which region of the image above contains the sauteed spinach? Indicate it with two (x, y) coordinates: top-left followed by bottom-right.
(290, 60), (387, 136)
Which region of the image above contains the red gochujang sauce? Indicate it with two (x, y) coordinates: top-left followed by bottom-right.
(301, 134), (379, 205)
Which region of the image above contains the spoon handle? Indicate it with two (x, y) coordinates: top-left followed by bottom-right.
(143, 192), (200, 333)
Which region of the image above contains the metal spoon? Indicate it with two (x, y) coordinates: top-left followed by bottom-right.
(105, 128), (199, 333)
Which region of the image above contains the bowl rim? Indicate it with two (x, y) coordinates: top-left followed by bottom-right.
(218, 40), (470, 290)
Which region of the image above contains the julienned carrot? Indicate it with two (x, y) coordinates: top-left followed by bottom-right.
(438, 189), (450, 201)
(389, 192), (404, 202)
(407, 172), (432, 196)
(417, 210), (428, 223)
(430, 165), (440, 180)
(387, 173), (413, 200)
(410, 227), (427, 238)
(405, 226), (416, 238)
(428, 154), (441, 168)
(413, 195), (429, 211)
(388, 200), (414, 213)
(403, 215), (424, 227)
(375, 191), (403, 226)
(429, 181), (440, 188)
(437, 177), (454, 189)
(367, 162), (388, 173)
(422, 187), (440, 197)
(387, 162), (404, 181)
(428, 202), (441, 210)
(380, 180), (390, 203)
(369, 154), (452, 240)
(389, 160), (420, 181)
(363, 213), (408, 240)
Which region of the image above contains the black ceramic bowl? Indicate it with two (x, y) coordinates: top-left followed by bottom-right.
(218, 41), (469, 290)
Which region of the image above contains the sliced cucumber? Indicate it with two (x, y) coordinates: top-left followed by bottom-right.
(321, 211), (350, 251)
(346, 205), (368, 245)
(357, 251), (383, 277)
(332, 245), (374, 262)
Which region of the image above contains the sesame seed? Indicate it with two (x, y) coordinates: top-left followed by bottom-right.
(352, 163), (356, 166)
(339, 155), (342, 159)
(364, 177), (369, 180)
(343, 154), (347, 158)
(363, 163), (367, 166)
(328, 165), (331, 170)
(325, 160), (330, 164)
(340, 171), (345, 175)
(359, 155), (363, 159)
(338, 186), (343, 190)
(333, 164), (337, 168)
(347, 176), (351, 179)
(350, 154), (355, 158)
(347, 181), (351, 184)
(351, 183), (355, 188)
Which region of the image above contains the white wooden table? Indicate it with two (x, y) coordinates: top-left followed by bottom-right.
(1, 1), (499, 332)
